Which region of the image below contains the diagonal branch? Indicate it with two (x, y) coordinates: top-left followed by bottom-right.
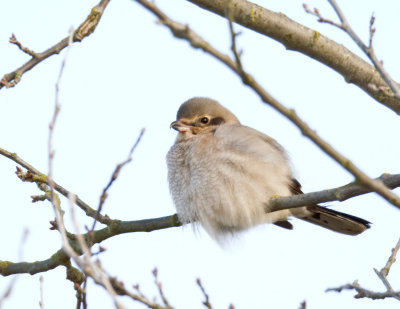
(0, 0), (110, 89)
(92, 128), (146, 231)
(184, 0), (400, 115)
(133, 0), (400, 209)
(0, 147), (111, 225)
(304, 0), (400, 101)
(380, 237), (400, 278)
(269, 173), (400, 211)
(327, 237), (400, 301)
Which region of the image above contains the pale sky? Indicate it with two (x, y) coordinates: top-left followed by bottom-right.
(1, 1), (400, 308)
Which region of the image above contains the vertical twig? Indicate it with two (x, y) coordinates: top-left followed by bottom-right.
(91, 128), (146, 231)
(47, 26), (126, 309)
(39, 276), (45, 309)
(48, 27), (75, 229)
(0, 229), (29, 308)
(305, 0), (400, 99)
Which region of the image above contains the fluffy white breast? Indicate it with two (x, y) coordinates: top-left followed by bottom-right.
(167, 124), (294, 240)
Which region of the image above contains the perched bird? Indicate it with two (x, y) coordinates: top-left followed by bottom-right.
(167, 97), (370, 242)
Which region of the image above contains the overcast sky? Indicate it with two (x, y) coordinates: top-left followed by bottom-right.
(1, 1), (400, 308)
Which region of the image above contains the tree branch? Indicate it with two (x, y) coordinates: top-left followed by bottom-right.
(380, 237), (400, 278)
(0, 147), (111, 225)
(0, 214), (181, 277)
(184, 0), (400, 114)
(327, 281), (400, 300)
(327, 237), (400, 301)
(0, 0), (110, 89)
(304, 0), (400, 101)
(269, 173), (400, 211)
(0, 170), (399, 277)
(92, 128), (146, 231)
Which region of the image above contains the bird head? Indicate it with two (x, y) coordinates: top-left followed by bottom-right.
(171, 97), (240, 140)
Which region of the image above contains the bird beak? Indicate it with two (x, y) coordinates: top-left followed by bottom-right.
(170, 120), (191, 133)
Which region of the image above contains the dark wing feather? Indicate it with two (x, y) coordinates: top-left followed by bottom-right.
(274, 220), (293, 230)
(288, 179), (371, 235)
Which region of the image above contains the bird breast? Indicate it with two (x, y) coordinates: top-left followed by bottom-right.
(167, 124), (293, 238)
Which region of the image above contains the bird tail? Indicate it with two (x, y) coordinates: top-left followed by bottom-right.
(300, 205), (371, 236)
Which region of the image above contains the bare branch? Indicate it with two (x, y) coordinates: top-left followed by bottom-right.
(380, 237), (400, 277)
(152, 268), (172, 308)
(134, 0), (400, 209)
(47, 27), (74, 224)
(39, 276), (44, 309)
(0, 214), (181, 277)
(0, 229), (29, 309)
(368, 14), (376, 49)
(328, 236), (400, 301)
(371, 237), (400, 301)
(225, 0), (244, 76)
(373, 268), (400, 300)
(0, 0), (110, 89)
(102, 269), (175, 309)
(304, 0), (400, 101)
(327, 281), (400, 300)
(298, 301), (306, 309)
(196, 278), (213, 309)
(0, 148), (111, 224)
(302, 4), (342, 28)
(184, 0), (400, 114)
(44, 29), (126, 309)
(2, 142), (399, 231)
(269, 173), (400, 211)
(92, 128), (146, 231)
(0, 171), (399, 277)
(8, 34), (37, 57)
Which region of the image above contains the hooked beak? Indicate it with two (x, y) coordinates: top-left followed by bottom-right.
(170, 120), (191, 133)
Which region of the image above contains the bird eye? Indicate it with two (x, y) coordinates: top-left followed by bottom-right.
(200, 117), (209, 124)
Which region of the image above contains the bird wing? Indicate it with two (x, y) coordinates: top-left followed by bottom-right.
(289, 178), (371, 235)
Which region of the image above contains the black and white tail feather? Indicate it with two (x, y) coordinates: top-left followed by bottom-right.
(274, 178), (371, 235)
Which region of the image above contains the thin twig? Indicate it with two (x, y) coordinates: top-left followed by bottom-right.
(48, 27), (74, 250)
(5, 146), (399, 213)
(373, 268), (399, 300)
(39, 276), (44, 309)
(225, 0), (244, 75)
(152, 268), (172, 309)
(92, 128), (146, 231)
(117, 277), (174, 309)
(298, 301), (306, 309)
(45, 26), (125, 309)
(303, 3), (343, 28)
(327, 236), (400, 301)
(381, 237), (400, 277)
(327, 281), (400, 300)
(134, 0), (400, 209)
(304, 0), (400, 99)
(0, 229), (29, 309)
(107, 270), (174, 309)
(196, 279), (213, 309)
(0, 147), (111, 224)
(371, 237), (400, 301)
(186, 0), (400, 114)
(68, 195), (126, 309)
(0, 0), (110, 89)
(9, 34), (37, 57)
(269, 173), (400, 211)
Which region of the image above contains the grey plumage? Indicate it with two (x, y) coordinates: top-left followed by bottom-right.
(167, 97), (370, 242)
